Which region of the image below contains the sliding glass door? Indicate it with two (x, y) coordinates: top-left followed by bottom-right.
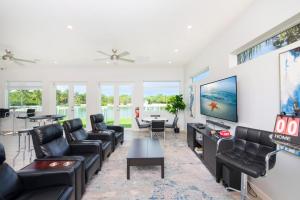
(100, 83), (133, 128)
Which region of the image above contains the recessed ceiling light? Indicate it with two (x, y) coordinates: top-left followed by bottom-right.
(106, 61), (110, 64)
(174, 49), (179, 53)
(187, 25), (192, 29)
(168, 61), (172, 64)
(67, 25), (73, 30)
(53, 60), (58, 64)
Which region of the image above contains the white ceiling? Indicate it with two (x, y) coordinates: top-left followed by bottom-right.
(0, 0), (255, 68)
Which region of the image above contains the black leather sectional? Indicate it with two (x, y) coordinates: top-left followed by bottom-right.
(0, 113), (125, 200)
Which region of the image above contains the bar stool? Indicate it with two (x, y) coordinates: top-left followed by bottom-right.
(13, 128), (34, 166)
(216, 126), (278, 200)
(16, 108), (35, 129)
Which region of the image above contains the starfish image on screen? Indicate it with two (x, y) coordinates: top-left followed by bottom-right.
(200, 76), (237, 122)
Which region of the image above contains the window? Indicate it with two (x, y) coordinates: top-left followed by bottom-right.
(237, 23), (300, 64)
(143, 81), (180, 112)
(192, 67), (209, 83)
(7, 82), (42, 112)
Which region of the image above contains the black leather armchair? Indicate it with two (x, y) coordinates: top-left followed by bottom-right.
(216, 126), (277, 199)
(0, 143), (74, 200)
(63, 118), (112, 164)
(90, 114), (124, 151)
(31, 124), (101, 186)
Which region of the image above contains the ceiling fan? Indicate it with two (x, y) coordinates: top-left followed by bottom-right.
(1, 49), (38, 65)
(95, 49), (135, 63)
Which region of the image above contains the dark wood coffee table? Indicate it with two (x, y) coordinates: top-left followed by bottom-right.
(127, 138), (164, 179)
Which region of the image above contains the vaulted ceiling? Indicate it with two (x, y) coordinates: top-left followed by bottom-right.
(0, 0), (255, 68)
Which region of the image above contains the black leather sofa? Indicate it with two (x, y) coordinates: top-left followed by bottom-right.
(0, 143), (74, 200)
(63, 118), (112, 165)
(31, 124), (101, 187)
(90, 114), (124, 151)
(216, 126), (277, 199)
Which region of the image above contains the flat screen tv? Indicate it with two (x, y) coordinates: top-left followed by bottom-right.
(200, 76), (238, 122)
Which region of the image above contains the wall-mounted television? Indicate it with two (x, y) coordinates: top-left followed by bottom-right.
(200, 76), (238, 122)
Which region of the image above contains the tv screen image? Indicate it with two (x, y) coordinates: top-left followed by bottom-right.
(200, 76), (238, 122)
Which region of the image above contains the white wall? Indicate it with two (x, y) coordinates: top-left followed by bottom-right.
(0, 65), (185, 131)
(184, 0), (300, 199)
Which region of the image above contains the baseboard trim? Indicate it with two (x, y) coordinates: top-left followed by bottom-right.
(248, 181), (272, 200)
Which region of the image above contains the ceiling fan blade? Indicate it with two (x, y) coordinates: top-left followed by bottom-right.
(119, 58), (135, 63)
(97, 50), (111, 56)
(13, 57), (36, 63)
(13, 60), (24, 66)
(94, 58), (109, 61)
(118, 51), (129, 57)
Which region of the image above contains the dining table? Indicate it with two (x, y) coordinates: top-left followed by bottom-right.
(142, 117), (168, 122)
(29, 114), (65, 126)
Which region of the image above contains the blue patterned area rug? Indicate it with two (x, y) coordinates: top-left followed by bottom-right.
(83, 131), (238, 200)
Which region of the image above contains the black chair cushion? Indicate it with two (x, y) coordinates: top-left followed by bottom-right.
(94, 122), (108, 131)
(0, 143), (5, 164)
(0, 163), (23, 200)
(91, 114), (104, 123)
(217, 148), (269, 178)
(40, 137), (70, 157)
(15, 186), (73, 200)
(64, 118), (83, 133)
(34, 124), (64, 145)
(32, 124), (70, 157)
(90, 114), (108, 131)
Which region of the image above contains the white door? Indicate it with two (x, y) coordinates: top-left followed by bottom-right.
(55, 83), (87, 127)
(100, 83), (134, 128)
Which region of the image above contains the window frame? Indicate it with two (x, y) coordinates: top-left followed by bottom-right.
(6, 81), (43, 112)
(143, 81), (181, 112)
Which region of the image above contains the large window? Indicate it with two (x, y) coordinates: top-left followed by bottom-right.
(143, 81), (180, 111)
(237, 23), (300, 64)
(7, 82), (42, 111)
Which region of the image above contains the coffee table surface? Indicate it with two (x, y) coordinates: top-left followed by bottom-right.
(127, 138), (164, 159)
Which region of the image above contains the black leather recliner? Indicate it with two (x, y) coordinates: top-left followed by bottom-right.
(0, 143), (74, 200)
(90, 114), (124, 151)
(216, 126), (277, 199)
(63, 118), (112, 165)
(31, 124), (101, 186)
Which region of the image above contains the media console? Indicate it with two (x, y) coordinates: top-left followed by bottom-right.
(187, 123), (241, 190)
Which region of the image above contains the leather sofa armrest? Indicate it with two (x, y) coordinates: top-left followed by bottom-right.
(18, 170), (74, 190)
(72, 140), (103, 150)
(216, 138), (234, 153)
(70, 142), (100, 154)
(107, 125), (124, 133)
(87, 131), (114, 141)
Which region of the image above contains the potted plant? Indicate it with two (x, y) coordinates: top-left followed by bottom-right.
(165, 94), (186, 133)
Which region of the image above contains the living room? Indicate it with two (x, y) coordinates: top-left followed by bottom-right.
(0, 0), (300, 200)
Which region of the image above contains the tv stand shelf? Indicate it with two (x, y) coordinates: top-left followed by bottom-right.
(187, 123), (220, 176)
